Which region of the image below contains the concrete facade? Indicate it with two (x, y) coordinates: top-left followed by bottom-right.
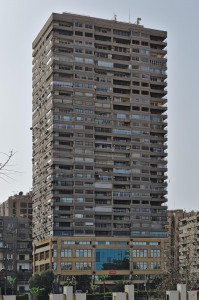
(166, 210), (185, 272)
(32, 12), (167, 283)
(0, 216), (32, 294)
(178, 212), (199, 280)
(0, 192), (32, 220)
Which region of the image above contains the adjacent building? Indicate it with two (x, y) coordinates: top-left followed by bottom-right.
(166, 210), (185, 272)
(32, 12), (168, 286)
(178, 211), (199, 281)
(0, 192), (33, 294)
(0, 192), (32, 220)
(0, 216), (32, 294)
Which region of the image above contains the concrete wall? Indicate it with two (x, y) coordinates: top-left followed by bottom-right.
(112, 292), (126, 300)
(187, 291), (197, 300)
(63, 286), (73, 300)
(166, 291), (179, 300)
(75, 293), (87, 300)
(177, 284), (186, 300)
(125, 285), (134, 300)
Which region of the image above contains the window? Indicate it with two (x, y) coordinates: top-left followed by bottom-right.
(63, 241), (75, 245)
(75, 214), (83, 218)
(75, 31), (83, 36)
(19, 223), (26, 228)
(133, 262), (147, 270)
(85, 32), (93, 38)
(97, 61), (113, 68)
(61, 262), (72, 270)
(132, 249), (147, 257)
(61, 249), (72, 257)
(75, 262), (91, 270)
(75, 22), (83, 27)
(150, 262), (161, 270)
(150, 249), (161, 257)
(76, 241), (91, 245)
(96, 249), (129, 270)
(52, 249), (57, 258)
(85, 24), (93, 29)
(132, 241), (147, 245)
(76, 249), (91, 257)
(19, 254), (25, 260)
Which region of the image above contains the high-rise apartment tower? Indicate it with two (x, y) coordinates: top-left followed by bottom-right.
(32, 12), (167, 285)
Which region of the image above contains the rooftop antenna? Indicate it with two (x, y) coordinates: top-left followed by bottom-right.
(113, 13), (117, 22)
(136, 17), (141, 25)
(129, 8), (131, 23)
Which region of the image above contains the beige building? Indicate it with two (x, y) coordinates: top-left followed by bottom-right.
(32, 12), (168, 286)
(166, 210), (185, 272)
(0, 192), (32, 220)
(178, 212), (199, 279)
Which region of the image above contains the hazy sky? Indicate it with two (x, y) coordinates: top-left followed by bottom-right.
(0, 0), (198, 210)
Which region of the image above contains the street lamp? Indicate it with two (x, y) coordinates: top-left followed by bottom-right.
(72, 276), (76, 293)
(144, 268), (148, 300)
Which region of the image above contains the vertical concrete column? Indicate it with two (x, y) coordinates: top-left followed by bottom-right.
(112, 292), (126, 300)
(187, 291), (197, 300)
(125, 285), (134, 300)
(166, 291), (179, 300)
(75, 293), (87, 300)
(63, 286), (73, 300)
(177, 284), (186, 300)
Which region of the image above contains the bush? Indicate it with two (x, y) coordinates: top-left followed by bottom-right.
(16, 295), (29, 300)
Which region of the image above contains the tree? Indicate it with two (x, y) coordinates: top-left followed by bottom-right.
(99, 275), (109, 295)
(155, 211), (199, 296)
(7, 277), (16, 295)
(29, 287), (43, 300)
(0, 150), (17, 182)
(154, 221), (199, 299)
(29, 270), (54, 296)
(75, 275), (91, 291)
(91, 284), (99, 294)
(113, 280), (132, 292)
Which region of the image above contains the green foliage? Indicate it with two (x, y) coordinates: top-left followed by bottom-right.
(99, 275), (109, 281)
(87, 292), (112, 300)
(112, 280), (132, 292)
(64, 281), (75, 286)
(99, 275), (109, 293)
(7, 277), (16, 294)
(91, 284), (99, 294)
(29, 287), (42, 300)
(16, 295), (29, 300)
(76, 275), (91, 291)
(29, 270), (54, 295)
(8, 277), (16, 285)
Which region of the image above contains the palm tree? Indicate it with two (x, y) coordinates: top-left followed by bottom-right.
(99, 275), (109, 299)
(91, 284), (99, 294)
(29, 287), (42, 300)
(7, 277), (16, 295)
